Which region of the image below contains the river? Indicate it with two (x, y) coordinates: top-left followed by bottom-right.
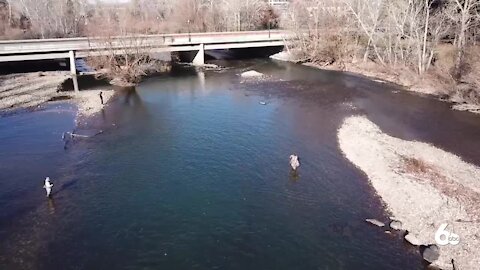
(1, 59), (479, 269)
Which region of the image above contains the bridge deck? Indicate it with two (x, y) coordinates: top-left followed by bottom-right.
(0, 31), (289, 62)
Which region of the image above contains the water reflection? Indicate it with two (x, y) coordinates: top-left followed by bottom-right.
(122, 86), (142, 106)
(289, 170), (300, 182)
(197, 70), (206, 91)
(47, 198), (56, 215)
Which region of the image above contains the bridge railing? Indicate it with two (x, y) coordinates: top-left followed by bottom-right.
(0, 31), (291, 55)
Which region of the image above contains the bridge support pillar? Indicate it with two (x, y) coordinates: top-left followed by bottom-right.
(192, 43), (205, 66)
(69, 50), (79, 92)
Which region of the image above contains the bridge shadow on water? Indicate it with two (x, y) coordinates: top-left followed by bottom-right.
(0, 59), (69, 75)
(178, 46), (283, 62)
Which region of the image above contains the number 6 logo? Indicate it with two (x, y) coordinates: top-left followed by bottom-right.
(435, 223), (460, 246)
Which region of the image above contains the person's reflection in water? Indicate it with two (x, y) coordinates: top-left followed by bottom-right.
(289, 170), (300, 181)
(47, 197), (56, 215)
(101, 107), (107, 121)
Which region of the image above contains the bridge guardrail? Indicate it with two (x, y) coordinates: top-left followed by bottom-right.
(0, 31), (292, 55)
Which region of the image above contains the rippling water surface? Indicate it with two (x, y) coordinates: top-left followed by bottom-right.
(1, 60), (480, 270)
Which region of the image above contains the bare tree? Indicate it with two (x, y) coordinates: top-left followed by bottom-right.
(11, 0), (86, 38)
(3, 0), (277, 39)
(86, 21), (168, 87)
(344, 0), (386, 64)
(447, 0), (480, 79)
(341, 0), (451, 74)
(283, 0), (352, 65)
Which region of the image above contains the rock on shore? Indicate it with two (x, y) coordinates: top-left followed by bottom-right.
(389, 220), (403, 231)
(338, 115), (480, 270)
(270, 51), (297, 62)
(422, 245), (440, 263)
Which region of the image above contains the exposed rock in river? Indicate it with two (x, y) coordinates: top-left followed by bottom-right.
(389, 220), (403, 231)
(404, 233), (421, 246)
(422, 244), (440, 263)
(338, 115), (480, 270)
(452, 103), (480, 114)
(365, 219), (385, 227)
(240, 70), (264, 78)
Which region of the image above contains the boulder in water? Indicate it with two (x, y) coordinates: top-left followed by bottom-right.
(421, 244), (440, 263)
(404, 233), (421, 246)
(365, 219), (385, 227)
(241, 70), (264, 78)
(389, 220), (403, 231)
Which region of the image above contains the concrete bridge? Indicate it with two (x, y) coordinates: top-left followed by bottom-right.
(0, 30), (289, 91)
(0, 30), (288, 63)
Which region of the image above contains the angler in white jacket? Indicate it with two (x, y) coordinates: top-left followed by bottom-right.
(43, 177), (54, 198)
(289, 154), (300, 171)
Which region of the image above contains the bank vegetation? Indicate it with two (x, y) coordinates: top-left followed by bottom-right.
(282, 0), (480, 110)
(0, 0), (279, 39)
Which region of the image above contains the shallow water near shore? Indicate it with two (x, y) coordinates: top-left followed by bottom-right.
(1, 59), (480, 270)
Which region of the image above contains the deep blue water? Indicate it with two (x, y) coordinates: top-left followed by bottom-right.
(1, 60), (480, 270)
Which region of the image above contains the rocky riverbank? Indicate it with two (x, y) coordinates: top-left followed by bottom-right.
(74, 90), (114, 118)
(0, 72), (114, 118)
(271, 51), (480, 114)
(0, 71), (70, 111)
(338, 115), (480, 270)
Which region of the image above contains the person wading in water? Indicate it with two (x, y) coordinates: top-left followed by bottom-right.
(43, 177), (54, 198)
(289, 154), (300, 171)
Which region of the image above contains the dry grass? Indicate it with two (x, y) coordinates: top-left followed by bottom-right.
(401, 156), (480, 220)
(402, 157), (431, 174)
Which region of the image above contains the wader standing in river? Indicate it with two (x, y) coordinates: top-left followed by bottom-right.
(289, 154), (300, 171)
(43, 177), (54, 198)
(99, 91), (104, 105)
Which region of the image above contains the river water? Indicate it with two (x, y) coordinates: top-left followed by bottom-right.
(1, 59), (480, 270)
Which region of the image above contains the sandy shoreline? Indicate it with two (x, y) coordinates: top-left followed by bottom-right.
(0, 72), (70, 111)
(271, 52), (480, 114)
(73, 90), (115, 118)
(0, 72), (114, 118)
(338, 115), (480, 270)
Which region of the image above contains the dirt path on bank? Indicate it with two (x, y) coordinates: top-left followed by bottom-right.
(338, 115), (480, 270)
